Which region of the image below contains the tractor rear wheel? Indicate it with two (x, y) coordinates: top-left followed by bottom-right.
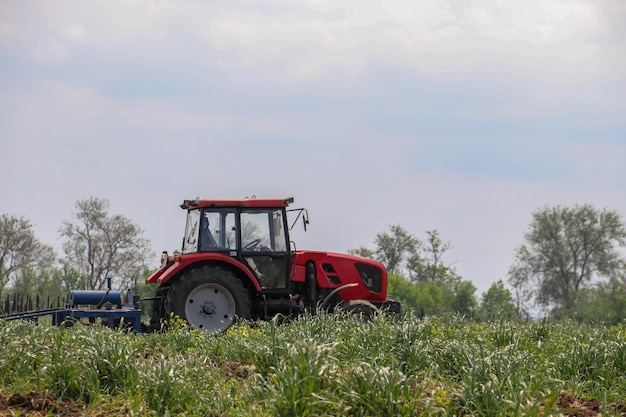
(166, 266), (251, 333)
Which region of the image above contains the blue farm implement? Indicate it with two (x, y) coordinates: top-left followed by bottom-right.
(1, 279), (142, 332)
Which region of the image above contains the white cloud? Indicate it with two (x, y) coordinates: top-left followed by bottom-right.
(1, 0), (622, 82)
(63, 24), (87, 42)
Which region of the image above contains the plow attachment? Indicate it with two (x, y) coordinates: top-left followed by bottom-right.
(1, 281), (144, 332)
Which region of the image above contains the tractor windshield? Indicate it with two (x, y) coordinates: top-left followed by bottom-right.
(182, 209), (201, 253)
(182, 207), (287, 258)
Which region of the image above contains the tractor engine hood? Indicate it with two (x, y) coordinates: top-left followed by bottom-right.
(294, 250), (388, 302)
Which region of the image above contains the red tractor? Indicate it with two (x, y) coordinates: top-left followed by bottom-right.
(147, 197), (400, 332)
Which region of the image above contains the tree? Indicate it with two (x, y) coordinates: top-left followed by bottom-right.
(386, 273), (423, 311)
(59, 197), (154, 290)
(8, 265), (68, 307)
(413, 280), (447, 315)
(0, 214), (55, 294)
(407, 230), (458, 283)
(374, 225), (418, 273)
(369, 226), (458, 281)
(477, 280), (518, 320)
(451, 280), (477, 316)
(574, 279), (626, 324)
(508, 204), (626, 318)
(348, 246), (376, 259)
(351, 226), (474, 316)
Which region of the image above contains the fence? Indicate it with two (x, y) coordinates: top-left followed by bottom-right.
(1, 293), (66, 316)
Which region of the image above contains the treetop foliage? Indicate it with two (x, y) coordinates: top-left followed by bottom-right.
(352, 225), (480, 317)
(508, 204), (626, 319)
(373, 224), (418, 273)
(59, 196), (154, 290)
(478, 279), (518, 321)
(0, 214), (55, 293)
(353, 225), (460, 282)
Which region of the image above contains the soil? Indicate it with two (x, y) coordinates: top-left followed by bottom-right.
(0, 391), (126, 417)
(0, 392), (84, 417)
(557, 392), (626, 417)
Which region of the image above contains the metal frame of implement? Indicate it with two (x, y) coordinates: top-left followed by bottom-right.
(1, 280), (143, 332)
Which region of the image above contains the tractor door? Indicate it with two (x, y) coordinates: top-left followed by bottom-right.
(240, 209), (290, 290)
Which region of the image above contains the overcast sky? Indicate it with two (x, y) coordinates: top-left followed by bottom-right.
(1, 0), (625, 294)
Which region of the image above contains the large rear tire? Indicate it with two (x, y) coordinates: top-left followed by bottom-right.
(166, 266), (251, 333)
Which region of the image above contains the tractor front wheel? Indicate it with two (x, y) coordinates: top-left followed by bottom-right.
(166, 266), (251, 333)
(338, 299), (380, 321)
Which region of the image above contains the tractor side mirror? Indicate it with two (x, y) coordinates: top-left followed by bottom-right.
(287, 208), (309, 231)
(302, 210), (309, 231)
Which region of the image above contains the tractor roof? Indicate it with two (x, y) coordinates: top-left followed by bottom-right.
(180, 197), (294, 210)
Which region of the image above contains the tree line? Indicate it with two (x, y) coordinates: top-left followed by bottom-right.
(0, 197), (154, 307)
(1, 198), (625, 322)
(351, 204), (626, 323)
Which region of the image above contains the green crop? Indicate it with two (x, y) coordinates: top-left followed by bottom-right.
(1, 313), (625, 416)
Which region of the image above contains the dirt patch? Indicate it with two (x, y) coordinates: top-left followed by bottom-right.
(0, 392), (129, 417)
(557, 392), (626, 417)
(0, 391), (84, 417)
(211, 358), (256, 380)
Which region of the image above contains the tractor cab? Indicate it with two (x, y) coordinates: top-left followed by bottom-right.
(180, 198), (292, 290)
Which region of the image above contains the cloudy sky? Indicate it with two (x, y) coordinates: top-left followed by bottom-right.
(1, 0), (625, 294)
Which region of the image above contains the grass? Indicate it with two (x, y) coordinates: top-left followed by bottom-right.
(1, 313), (626, 416)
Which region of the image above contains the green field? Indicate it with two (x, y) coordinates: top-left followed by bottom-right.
(1, 313), (626, 416)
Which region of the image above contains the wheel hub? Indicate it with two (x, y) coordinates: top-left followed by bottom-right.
(202, 302), (216, 315)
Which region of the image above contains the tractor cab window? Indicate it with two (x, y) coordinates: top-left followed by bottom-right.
(240, 209), (288, 252)
(200, 209), (237, 251)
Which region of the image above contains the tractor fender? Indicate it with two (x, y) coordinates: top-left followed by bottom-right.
(147, 252), (262, 292)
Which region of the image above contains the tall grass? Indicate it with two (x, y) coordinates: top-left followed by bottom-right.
(1, 313), (626, 416)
